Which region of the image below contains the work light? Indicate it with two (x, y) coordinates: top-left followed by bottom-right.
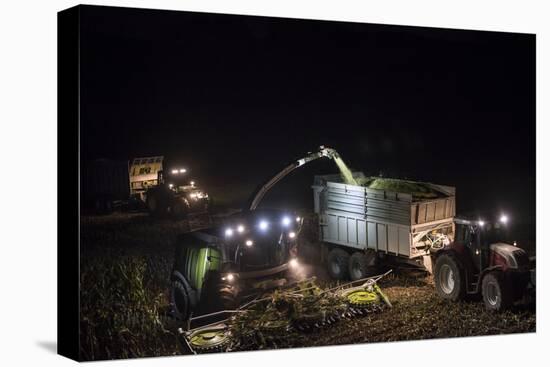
(282, 216), (291, 226)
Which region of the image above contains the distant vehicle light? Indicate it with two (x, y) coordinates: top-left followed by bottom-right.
(168, 184), (174, 189)
(478, 220), (485, 227)
(288, 231), (296, 239)
(190, 181), (195, 186)
(225, 228), (233, 237)
(500, 215), (508, 224)
(237, 225), (245, 233)
(282, 216), (291, 226)
(191, 192), (204, 199)
(513, 241), (517, 247)
(171, 169), (178, 174)
(245, 240), (253, 247)
(289, 258), (299, 269)
(296, 216), (301, 222)
(226, 273), (234, 282)
(259, 220), (269, 230)
(180, 168), (186, 173)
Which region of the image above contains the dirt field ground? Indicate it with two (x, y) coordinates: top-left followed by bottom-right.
(79, 212), (535, 361)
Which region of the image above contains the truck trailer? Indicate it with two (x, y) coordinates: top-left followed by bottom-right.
(312, 173), (456, 279)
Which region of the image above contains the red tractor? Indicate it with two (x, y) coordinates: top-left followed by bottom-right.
(432, 215), (534, 311)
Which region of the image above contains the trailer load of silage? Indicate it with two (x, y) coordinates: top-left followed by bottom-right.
(180, 275), (392, 354)
(331, 156), (441, 200)
(358, 177), (441, 200)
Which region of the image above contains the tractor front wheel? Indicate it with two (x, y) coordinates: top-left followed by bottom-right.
(170, 278), (193, 320)
(218, 285), (238, 310)
(482, 271), (513, 311)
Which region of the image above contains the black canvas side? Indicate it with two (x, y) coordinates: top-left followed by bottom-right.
(57, 5), (81, 362)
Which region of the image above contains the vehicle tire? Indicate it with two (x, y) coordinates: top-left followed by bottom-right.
(218, 285), (239, 310)
(172, 199), (189, 219)
(482, 271), (513, 311)
(348, 251), (379, 281)
(146, 191), (167, 217)
(171, 278), (192, 320)
(434, 253), (465, 301)
(327, 248), (350, 280)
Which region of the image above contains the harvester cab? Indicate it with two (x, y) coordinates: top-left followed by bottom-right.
(433, 215), (534, 311)
(170, 146), (339, 322)
(171, 210), (304, 321)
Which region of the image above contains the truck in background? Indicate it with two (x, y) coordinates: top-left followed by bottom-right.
(81, 155), (210, 217)
(129, 156), (164, 202)
(81, 159), (131, 214)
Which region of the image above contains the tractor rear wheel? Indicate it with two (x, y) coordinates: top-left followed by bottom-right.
(434, 253), (465, 301)
(482, 271), (513, 311)
(348, 251), (379, 281)
(327, 248), (350, 280)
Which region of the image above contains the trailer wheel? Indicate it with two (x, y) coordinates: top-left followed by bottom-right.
(482, 271), (513, 311)
(348, 251), (378, 281)
(327, 248), (350, 280)
(434, 253), (465, 301)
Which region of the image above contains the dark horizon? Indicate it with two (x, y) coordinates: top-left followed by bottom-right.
(79, 5), (535, 235)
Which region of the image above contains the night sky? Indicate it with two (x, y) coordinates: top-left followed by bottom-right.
(79, 5), (535, 235)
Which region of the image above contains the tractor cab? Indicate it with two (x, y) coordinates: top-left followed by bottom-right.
(161, 168), (209, 205)
(454, 216), (527, 273)
(159, 167), (190, 190)
(146, 166), (210, 216)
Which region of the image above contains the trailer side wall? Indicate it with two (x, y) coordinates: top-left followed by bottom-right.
(314, 174), (456, 258)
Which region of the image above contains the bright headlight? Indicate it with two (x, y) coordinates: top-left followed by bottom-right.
(245, 240), (253, 247)
(282, 216), (291, 227)
(259, 220), (269, 231)
(237, 225), (245, 233)
(288, 231), (296, 239)
(225, 228), (233, 237)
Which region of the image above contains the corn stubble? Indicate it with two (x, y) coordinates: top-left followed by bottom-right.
(79, 213), (535, 360)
